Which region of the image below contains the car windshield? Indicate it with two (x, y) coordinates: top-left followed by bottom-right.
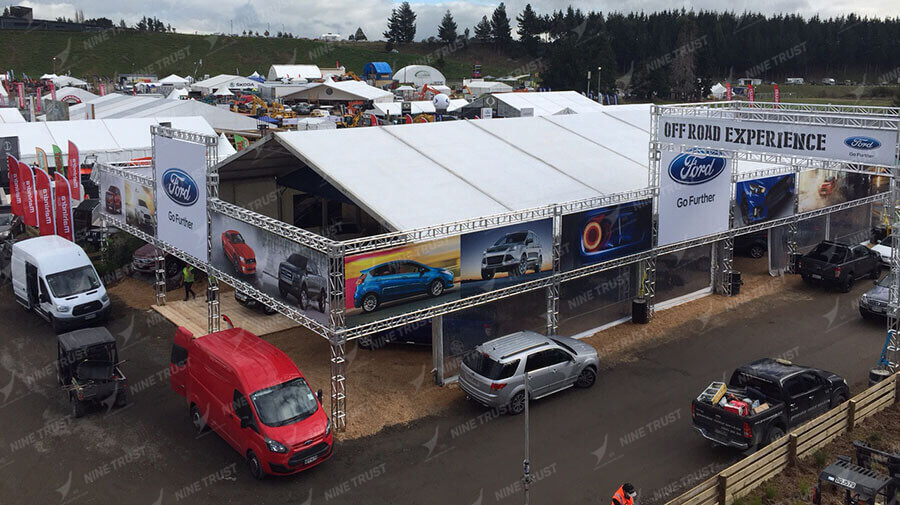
(230, 234), (245, 244)
(0, 214), (11, 226)
(877, 275), (890, 287)
(807, 243), (847, 264)
(550, 338), (577, 355)
(495, 233), (527, 246)
(463, 352), (519, 380)
(46, 265), (101, 298)
(250, 377), (319, 427)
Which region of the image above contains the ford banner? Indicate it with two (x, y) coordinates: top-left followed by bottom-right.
(153, 134), (208, 261)
(657, 148), (733, 246)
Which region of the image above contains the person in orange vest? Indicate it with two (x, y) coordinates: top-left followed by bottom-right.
(612, 483), (637, 505)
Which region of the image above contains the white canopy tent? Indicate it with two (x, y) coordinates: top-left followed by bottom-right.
(0, 117), (226, 165)
(68, 94), (258, 131)
(392, 65), (446, 86)
(283, 79), (393, 103)
(710, 82), (727, 99)
(218, 133), (237, 158)
(168, 88), (190, 100)
(371, 99), (468, 116)
(192, 74), (258, 95)
(465, 80), (514, 97)
(51, 75), (89, 88)
(491, 91), (605, 116)
(213, 87), (234, 97)
(159, 74), (190, 88)
(267, 65), (322, 82)
(42, 86), (98, 104)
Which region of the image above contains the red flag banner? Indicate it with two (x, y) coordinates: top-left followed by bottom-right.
(748, 84), (755, 102)
(774, 84), (781, 104)
(16, 82), (24, 109)
(35, 87), (42, 113)
(725, 83), (732, 101)
(53, 172), (73, 241)
(7, 154), (21, 216)
(49, 81), (57, 101)
(18, 161), (37, 227)
(33, 167), (54, 236)
(98, 83), (106, 96)
(67, 141), (81, 199)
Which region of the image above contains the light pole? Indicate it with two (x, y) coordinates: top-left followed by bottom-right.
(586, 70), (591, 97)
(52, 57), (57, 74)
(523, 372), (533, 505)
(597, 66), (602, 103)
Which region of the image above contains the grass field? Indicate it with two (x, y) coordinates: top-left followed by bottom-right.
(0, 30), (526, 81)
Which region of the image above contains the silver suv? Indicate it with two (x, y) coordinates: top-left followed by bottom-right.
(458, 331), (599, 415)
(481, 231), (543, 280)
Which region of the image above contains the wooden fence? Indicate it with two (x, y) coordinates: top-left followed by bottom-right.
(666, 373), (899, 505)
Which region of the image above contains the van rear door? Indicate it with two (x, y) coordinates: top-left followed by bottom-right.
(170, 327), (193, 397)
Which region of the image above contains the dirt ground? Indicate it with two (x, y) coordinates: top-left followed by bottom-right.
(110, 257), (795, 441)
(735, 401), (900, 505)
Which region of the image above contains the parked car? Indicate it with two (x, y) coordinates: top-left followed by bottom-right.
(458, 331), (599, 415)
(859, 274), (890, 320)
(734, 231), (768, 259)
(57, 327), (127, 418)
(235, 288), (276, 315)
(104, 185), (122, 214)
(481, 231), (543, 280)
(292, 103), (312, 115)
(691, 359), (849, 452)
(863, 233), (892, 266)
(169, 326), (332, 479)
(131, 243), (184, 288)
(222, 230), (257, 276)
(738, 175), (794, 224)
(353, 260), (453, 313)
(818, 176), (839, 197)
(798, 241), (880, 292)
(278, 253), (327, 312)
(11, 236), (111, 332)
(0, 207), (24, 241)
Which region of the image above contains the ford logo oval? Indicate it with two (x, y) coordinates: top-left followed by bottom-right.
(667, 151), (727, 186)
(162, 168), (199, 206)
(844, 136), (881, 150)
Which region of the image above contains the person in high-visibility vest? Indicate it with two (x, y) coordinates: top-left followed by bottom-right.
(182, 265), (196, 301)
(611, 483), (637, 505)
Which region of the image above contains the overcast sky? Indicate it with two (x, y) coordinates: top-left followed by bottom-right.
(14, 0), (900, 40)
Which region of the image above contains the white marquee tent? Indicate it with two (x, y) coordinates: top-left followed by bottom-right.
(371, 99), (468, 116)
(67, 94), (259, 131)
(192, 74), (259, 95)
(42, 86), (98, 104)
(283, 79), (393, 103)
(267, 65), (322, 82)
(159, 74), (190, 88)
(392, 65), (446, 87)
(490, 91), (605, 116)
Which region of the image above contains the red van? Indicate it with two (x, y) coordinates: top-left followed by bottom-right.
(169, 326), (333, 479)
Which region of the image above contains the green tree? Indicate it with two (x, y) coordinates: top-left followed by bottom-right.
(438, 10), (458, 45)
(474, 16), (492, 43)
(516, 4), (542, 54)
(491, 2), (512, 46)
(384, 1), (417, 43)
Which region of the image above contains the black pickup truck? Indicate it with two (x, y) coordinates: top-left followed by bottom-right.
(692, 359), (849, 452)
(799, 241), (880, 292)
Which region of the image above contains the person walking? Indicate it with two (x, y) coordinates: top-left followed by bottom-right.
(183, 265), (196, 301)
(611, 483), (637, 505)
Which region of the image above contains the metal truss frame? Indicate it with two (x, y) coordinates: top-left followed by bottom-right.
(656, 101), (899, 130)
(209, 199), (337, 253)
(330, 340), (347, 432)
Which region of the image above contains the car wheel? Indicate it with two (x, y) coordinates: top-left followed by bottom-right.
(318, 289), (326, 313)
(428, 279), (444, 297)
(362, 293), (379, 313)
(841, 276), (854, 293)
(299, 287), (309, 310)
(575, 367), (597, 388)
(114, 389), (127, 408)
(190, 404), (208, 432)
(481, 270), (494, 281)
(516, 255), (528, 276)
(508, 391), (526, 415)
(749, 244), (765, 259)
(830, 391), (848, 408)
(764, 426), (784, 447)
(247, 451), (266, 480)
(72, 399), (86, 418)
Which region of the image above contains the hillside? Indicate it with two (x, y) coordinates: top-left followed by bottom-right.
(0, 30), (526, 82)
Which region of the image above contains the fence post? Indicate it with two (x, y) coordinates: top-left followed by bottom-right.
(789, 433), (799, 466)
(717, 473), (729, 505)
(847, 399), (857, 432)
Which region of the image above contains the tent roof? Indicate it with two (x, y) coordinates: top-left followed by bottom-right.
(0, 108), (25, 123)
(68, 94), (258, 131)
(492, 91), (604, 116)
(372, 99), (468, 116)
(268, 65), (322, 81)
(283, 80), (393, 102)
(213, 87), (234, 96)
(395, 85), (415, 91)
(43, 86), (98, 103)
(159, 74), (189, 84)
(392, 65), (446, 86)
(192, 74), (258, 93)
(168, 88), (189, 99)
(363, 62), (392, 74)
(219, 106), (657, 231)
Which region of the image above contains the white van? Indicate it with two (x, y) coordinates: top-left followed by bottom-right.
(11, 236), (111, 332)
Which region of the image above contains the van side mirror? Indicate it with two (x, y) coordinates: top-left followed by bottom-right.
(317, 389), (323, 403)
